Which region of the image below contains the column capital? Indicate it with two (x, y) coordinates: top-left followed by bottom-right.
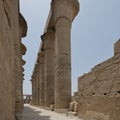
(35, 63), (39, 73)
(41, 30), (55, 50)
(41, 30), (55, 42)
(38, 51), (45, 64)
(52, 0), (79, 23)
(22, 59), (26, 65)
(22, 67), (24, 72)
(21, 43), (26, 55)
(39, 50), (45, 58)
(19, 13), (28, 38)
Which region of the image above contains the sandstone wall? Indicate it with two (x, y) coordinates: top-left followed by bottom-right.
(0, 0), (27, 120)
(78, 39), (120, 120)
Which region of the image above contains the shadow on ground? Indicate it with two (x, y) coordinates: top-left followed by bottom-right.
(21, 105), (51, 120)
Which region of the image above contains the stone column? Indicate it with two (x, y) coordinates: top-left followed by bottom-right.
(37, 62), (40, 106)
(41, 30), (55, 108)
(31, 78), (33, 105)
(32, 74), (35, 105)
(52, 0), (79, 111)
(34, 70), (37, 105)
(39, 50), (45, 107)
(35, 65), (39, 106)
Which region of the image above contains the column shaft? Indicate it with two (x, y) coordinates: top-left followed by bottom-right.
(55, 18), (71, 109)
(33, 77), (35, 105)
(39, 51), (45, 106)
(36, 69), (39, 106)
(53, 0), (79, 111)
(43, 31), (55, 107)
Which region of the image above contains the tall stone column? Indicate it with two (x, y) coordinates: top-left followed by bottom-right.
(41, 30), (55, 108)
(34, 69), (37, 105)
(37, 63), (40, 106)
(39, 50), (45, 106)
(31, 74), (35, 105)
(31, 78), (33, 105)
(52, 0), (79, 111)
(35, 65), (39, 106)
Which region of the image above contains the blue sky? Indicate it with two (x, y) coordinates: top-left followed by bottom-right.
(20, 0), (120, 94)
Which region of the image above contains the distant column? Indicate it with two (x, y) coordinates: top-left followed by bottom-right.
(52, 0), (79, 112)
(31, 77), (33, 105)
(34, 71), (37, 105)
(36, 65), (39, 106)
(41, 30), (55, 108)
(39, 50), (45, 106)
(34, 67), (39, 106)
(32, 74), (35, 105)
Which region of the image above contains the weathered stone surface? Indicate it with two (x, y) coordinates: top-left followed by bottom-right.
(42, 30), (55, 108)
(53, 0), (79, 111)
(31, 0), (79, 113)
(0, 0), (17, 120)
(0, 0), (27, 119)
(15, 11), (27, 116)
(78, 39), (120, 120)
(39, 51), (45, 106)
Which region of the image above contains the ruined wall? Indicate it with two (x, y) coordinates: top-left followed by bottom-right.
(78, 39), (120, 120)
(0, 0), (27, 120)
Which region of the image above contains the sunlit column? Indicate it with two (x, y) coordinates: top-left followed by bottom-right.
(36, 64), (39, 106)
(41, 30), (55, 108)
(39, 50), (45, 106)
(52, 0), (79, 112)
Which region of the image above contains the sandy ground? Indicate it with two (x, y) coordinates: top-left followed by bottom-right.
(20, 104), (82, 120)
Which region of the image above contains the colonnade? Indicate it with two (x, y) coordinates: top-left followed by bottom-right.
(15, 13), (27, 114)
(31, 0), (79, 112)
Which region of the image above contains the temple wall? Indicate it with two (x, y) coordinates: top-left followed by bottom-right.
(78, 39), (120, 120)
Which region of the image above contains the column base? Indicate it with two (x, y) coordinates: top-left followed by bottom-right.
(54, 109), (68, 114)
(39, 106), (45, 108)
(45, 107), (51, 111)
(15, 113), (23, 120)
(45, 106), (54, 111)
(66, 111), (78, 117)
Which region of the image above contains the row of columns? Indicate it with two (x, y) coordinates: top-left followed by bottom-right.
(15, 13), (27, 114)
(31, 0), (79, 112)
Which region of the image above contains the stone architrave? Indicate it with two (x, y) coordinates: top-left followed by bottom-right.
(52, 0), (79, 111)
(41, 30), (55, 108)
